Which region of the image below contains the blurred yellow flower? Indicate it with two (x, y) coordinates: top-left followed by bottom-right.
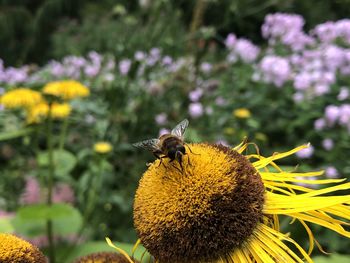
(27, 102), (71, 123)
(94, 142), (113, 154)
(0, 88), (42, 109)
(43, 80), (90, 100)
(233, 108), (251, 118)
(0, 233), (46, 263)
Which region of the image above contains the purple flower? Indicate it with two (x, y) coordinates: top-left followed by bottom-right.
(325, 105), (340, 125)
(84, 65), (99, 77)
(225, 33), (237, 49)
(162, 56), (173, 66)
(339, 104), (350, 125)
(296, 145), (314, 159)
(234, 39), (260, 63)
(314, 84), (330, 96)
(259, 55), (291, 87)
(325, 166), (339, 178)
(20, 177), (41, 205)
(155, 113), (168, 125)
(215, 96), (227, 106)
(189, 88), (203, 102)
(322, 138), (334, 150)
(338, 87), (349, 101)
(119, 59), (132, 75)
(314, 118), (326, 131)
(52, 183), (75, 204)
(49, 61), (65, 77)
(134, 51), (146, 61)
(293, 92), (304, 103)
(200, 62), (212, 73)
(188, 102), (204, 118)
(294, 72), (312, 90)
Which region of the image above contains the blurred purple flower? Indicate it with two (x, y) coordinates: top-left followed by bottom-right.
(314, 118), (326, 131)
(119, 59), (132, 75)
(296, 145), (314, 159)
(234, 39), (260, 63)
(155, 113), (168, 125)
(20, 177), (41, 205)
(215, 96), (227, 106)
(325, 166), (339, 178)
(52, 183), (75, 204)
(225, 33), (237, 49)
(88, 51), (102, 66)
(325, 105), (340, 125)
(293, 92), (304, 103)
(259, 55), (291, 87)
(314, 84), (330, 96)
(189, 88), (203, 102)
(322, 138), (334, 150)
(84, 65), (99, 77)
(294, 72), (312, 90)
(189, 102), (204, 118)
(135, 51), (146, 61)
(49, 61), (65, 77)
(339, 104), (350, 125)
(200, 62), (212, 73)
(338, 87), (349, 101)
(162, 56), (173, 66)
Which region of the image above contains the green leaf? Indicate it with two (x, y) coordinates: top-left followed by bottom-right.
(55, 241), (151, 263)
(0, 217), (15, 233)
(13, 204), (82, 237)
(37, 149), (77, 176)
(313, 254), (350, 263)
(0, 128), (34, 141)
(17, 203), (75, 220)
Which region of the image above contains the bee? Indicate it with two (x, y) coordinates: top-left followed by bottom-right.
(133, 119), (190, 170)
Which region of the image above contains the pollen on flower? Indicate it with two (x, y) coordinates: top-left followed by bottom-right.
(43, 80), (90, 100)
(0, 88), (43, 109)
(134, 143), (264, 263)
(0, 233), (46, 263)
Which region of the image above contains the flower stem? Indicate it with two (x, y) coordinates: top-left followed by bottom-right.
(58, 117), (69, 151)
(46, 103), (56, 263)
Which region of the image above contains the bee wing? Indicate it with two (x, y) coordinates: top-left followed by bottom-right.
(132, 138), (160, 152)
(171, 119), (189, 139)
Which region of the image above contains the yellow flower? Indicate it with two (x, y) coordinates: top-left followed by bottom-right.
(43, 80), (90, 100)
(27, 102), (71, 123)
(74, 251), (139, 263)
(0, 88), (42, 109)
(0, 233), (46, 263)
(94, 142), (113, 154)
(233, 108), (251, 118)
(132, 142), (350, 263)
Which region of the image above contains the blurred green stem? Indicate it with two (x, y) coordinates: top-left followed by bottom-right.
(46, 103), (56, 263)
(58, 117), (69, 151)
(84, 155), (103, 223)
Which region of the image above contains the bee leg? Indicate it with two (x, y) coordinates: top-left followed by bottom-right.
(186, 145), (200, 155)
